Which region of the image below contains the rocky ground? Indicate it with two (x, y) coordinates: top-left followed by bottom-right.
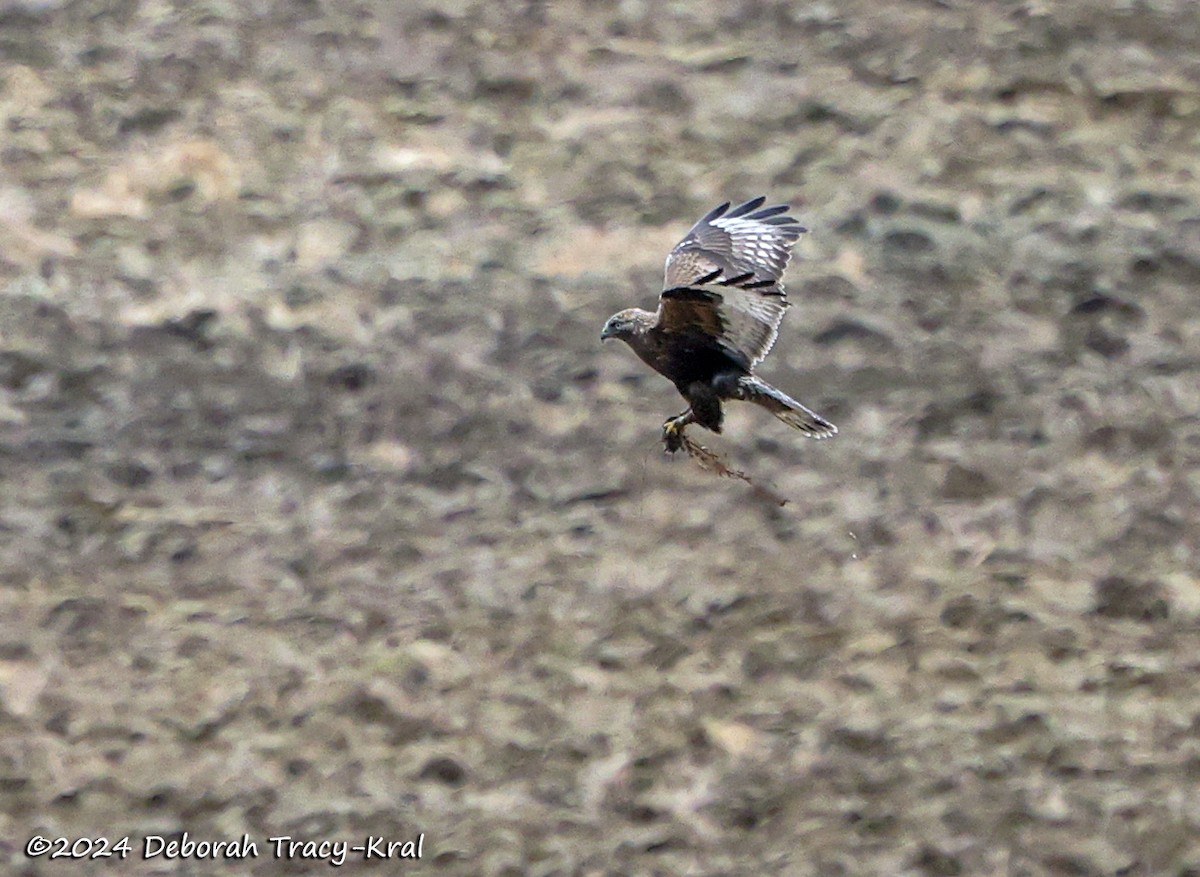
(1, 1), (1198, 874)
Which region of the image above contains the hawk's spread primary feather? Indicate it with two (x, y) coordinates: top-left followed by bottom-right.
(600, 197), (836, 450)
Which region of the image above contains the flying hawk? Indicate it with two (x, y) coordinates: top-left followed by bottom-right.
(600, 197), (836, 451)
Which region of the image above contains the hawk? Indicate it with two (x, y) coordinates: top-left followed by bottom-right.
(600, 196), (837, 451)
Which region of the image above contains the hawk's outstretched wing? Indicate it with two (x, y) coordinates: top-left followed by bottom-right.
(658, 197), (806, 368)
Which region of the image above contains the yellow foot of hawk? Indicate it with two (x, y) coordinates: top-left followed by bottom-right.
(662, 417), (686, 453)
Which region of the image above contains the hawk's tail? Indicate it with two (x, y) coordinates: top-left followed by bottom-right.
(737, 375), (837, 439)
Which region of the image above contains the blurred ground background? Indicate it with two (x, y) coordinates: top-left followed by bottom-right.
(0, 0), (1198, 874)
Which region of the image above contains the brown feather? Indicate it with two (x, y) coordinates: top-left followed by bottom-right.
(657, 288), (724, 338)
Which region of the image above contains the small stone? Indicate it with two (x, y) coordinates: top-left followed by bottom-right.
(940, 595), (979, 629)
(419, 756), (466, 786)
(1093, 576), (1169, 622)
(940, 464), (996, 501)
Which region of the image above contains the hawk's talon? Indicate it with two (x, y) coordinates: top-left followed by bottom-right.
(661, 418), (686, 454)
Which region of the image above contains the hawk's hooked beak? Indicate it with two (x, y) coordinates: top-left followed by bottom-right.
(600, 322), (615, 341)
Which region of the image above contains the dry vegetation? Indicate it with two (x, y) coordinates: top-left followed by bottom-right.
(0, 1), (1199, 875)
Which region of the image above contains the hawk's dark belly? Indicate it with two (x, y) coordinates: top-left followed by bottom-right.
(641, 330), (746, 388)
(639, 331), (749, 432)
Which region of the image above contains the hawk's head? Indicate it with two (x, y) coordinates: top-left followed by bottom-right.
(600, 308), (649, 342)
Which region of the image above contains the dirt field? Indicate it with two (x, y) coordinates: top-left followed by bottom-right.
(1, 1), (1198, 874)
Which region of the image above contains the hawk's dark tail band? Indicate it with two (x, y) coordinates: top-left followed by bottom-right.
(737, 375), (837, 439)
